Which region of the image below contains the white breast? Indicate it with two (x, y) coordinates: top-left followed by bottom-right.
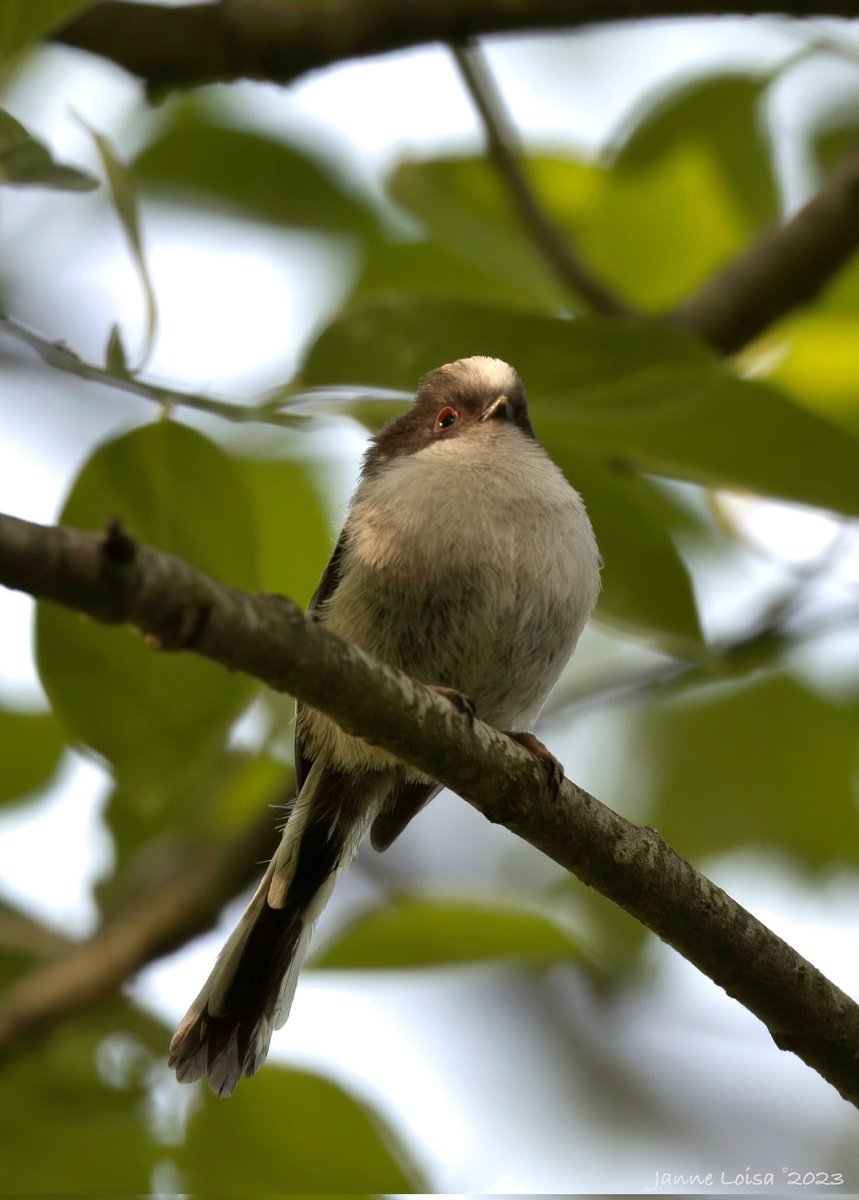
(305, 425), (601, 772)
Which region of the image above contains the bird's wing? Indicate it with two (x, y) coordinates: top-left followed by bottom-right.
(294, 529), (350, 792)
(370, 779), (442, 851)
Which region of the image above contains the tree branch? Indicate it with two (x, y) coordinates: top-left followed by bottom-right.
(2, 510), (859, 1106)
(672, 142), (859, 352)
(451, 41), (633, 317)
(53, 1), (859, 92)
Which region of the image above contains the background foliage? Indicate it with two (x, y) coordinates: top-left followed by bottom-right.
(2, 2), (859, 1192)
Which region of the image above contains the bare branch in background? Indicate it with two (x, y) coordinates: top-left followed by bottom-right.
(672, 142), (859, 352)
(0, 804), (283, 1051)
(2, 509), (859, 1107)
(54, 1), (859, 93)
(451, 40), (633, 317)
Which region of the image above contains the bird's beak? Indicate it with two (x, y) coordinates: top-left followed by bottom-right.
(480, 394), (508, 422)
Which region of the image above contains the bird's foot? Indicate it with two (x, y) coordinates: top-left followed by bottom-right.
(503, 731), (565, 799)
(430, 685), (477, 722)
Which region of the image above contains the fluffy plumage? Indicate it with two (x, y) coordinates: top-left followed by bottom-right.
(168, 355), (601, 1095)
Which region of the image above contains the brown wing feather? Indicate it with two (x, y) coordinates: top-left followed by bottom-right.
(294, 530), (350, 791)
(371, 780), (441, 851)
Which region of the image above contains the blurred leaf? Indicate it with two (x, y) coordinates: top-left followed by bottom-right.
(381, 156), (570, 308)
(36, 422), (258, 798)
(0, 0), (92, 60)
(177, 1065), (426, 1192)
(82, 119), (158, 365)
(238, 455), (332, 608)
(375, 141), (761, 310)
(634, 674), (859, 867)
(612, 72), (777, 228)
(298, 297), (711, 395)
(578, 144), (753, 307)
(549, 450), (702, 648)
(300, 298), (859, 518)
(0, 105), (96, 190)
(96, 751), (286, 916)
(0, 707), (66, 805)
(356, 229), (548, 307)
(814, 121), (859, 178)
(314, 897), (587, 969)
(135, 101), (378, 235)
(763, 312), (859, 435)
(542, 371), (859, 519)
(0, 1010), (164, 1191)
(809, 92), (859, 181)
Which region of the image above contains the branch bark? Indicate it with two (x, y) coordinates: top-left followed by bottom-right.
(54, 1), (859, 91)
(2, 509), (859, 1107)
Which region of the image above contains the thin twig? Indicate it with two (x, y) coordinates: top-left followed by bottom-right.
(0, 313), (307, 430)
(2, 509), (859, 1107)
(451, 40), (632, 317)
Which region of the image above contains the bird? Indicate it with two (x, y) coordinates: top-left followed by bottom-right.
(168, 355), (601, 1095)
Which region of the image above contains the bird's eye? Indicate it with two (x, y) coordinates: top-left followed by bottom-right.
(434, 405), (460, 433)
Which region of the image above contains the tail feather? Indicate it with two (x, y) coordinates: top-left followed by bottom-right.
(168, 763), (388, 1096)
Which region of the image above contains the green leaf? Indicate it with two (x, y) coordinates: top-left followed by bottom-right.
(612, 72), (777, 229)
(0, 707), (66, 805)
(238, 455), (332, 608)
(0, 0), (92, 60)
(177, 1066), (425, 1192)
(82, 119), (157, 365)
(543, 371), (859, 519)
(0, 105), (97, 190)
(134, 100), (378, 235)
(314, 897), (587, 969)
(375, 142), (765, 310)
(809, 89), (859, 182)
(761, 311), (859, 436)
(298, 297), (711, 396)
(105, 321), (129, 376)
(380, 155), (571, 308)
(0, 1011), (164, 1192)
(356, 229), (547, 307)
(633, 674), (859, 867)
(36, 422), (258, 796)
(548, 450), (702, 648)
(299, 299), (859, 518)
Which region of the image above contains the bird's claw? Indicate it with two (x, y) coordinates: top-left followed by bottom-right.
(504, 731), (565, 799)
(431, 685), (477, 722)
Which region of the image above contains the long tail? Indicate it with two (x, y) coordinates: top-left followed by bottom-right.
(168, 761), (384, 1096)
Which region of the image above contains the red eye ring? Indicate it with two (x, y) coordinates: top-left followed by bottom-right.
(434, 405), (459, 433)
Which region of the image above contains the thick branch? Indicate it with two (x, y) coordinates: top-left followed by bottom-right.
(54, 1), (859, 91)
(451, 41), (633, 318)
(673, 143), (859, 352)
(0, 804), (282, 1048)
(1, 510), (859, 1106)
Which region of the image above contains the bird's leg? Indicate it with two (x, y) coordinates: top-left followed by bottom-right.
(503, 731), (565, 799)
